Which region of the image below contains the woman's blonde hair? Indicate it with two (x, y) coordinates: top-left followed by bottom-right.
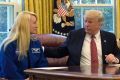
(2, 11), (37, 59)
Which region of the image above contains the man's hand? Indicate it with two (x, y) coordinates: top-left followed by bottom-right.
(105, 54), (119, 64)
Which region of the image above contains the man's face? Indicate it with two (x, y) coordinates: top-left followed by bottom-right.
(64, 0), (68, 3)
(30, 15), (37, 34)
(84, 18), (101, 35)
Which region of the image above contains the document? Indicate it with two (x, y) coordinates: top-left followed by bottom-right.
(34, 67), (68, 70)
(108, 64), (120, 67)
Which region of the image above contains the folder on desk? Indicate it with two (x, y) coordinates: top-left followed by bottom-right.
(108, 64), (120, 67)
(34, 67), (68, 70)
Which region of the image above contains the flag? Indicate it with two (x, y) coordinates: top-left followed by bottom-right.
(52, 0), (75, 36)
(57, 5), (68, 17)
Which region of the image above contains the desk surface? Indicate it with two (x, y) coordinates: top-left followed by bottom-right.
(24, 65), (120, 80)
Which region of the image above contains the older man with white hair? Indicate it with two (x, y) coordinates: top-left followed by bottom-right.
(45, 10), (120, 71)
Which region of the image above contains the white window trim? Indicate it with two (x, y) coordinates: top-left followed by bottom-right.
(0, 2), (18, 20)
(73, 3), (115, 33)
(0, 2), (18, 32)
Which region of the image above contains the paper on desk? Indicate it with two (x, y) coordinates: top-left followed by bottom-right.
(108, 64), (120, 67)
(34, 67), (68, 70)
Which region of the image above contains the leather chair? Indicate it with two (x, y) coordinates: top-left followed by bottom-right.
(34, 34), (68, 66)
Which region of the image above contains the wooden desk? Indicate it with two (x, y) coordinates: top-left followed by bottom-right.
(24, 65), (120, 80)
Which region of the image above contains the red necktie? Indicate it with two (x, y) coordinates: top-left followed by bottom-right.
(91, 36), (99, 73)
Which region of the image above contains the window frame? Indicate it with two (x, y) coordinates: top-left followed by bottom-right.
(0, 1), (18, 44)
(72, 1), (115, 33)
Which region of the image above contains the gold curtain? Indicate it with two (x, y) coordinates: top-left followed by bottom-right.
(116, 0), (120, 38)
(24, 0), (53, 34)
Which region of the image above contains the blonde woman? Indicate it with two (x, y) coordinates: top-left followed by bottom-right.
(0, 11), (48, 80)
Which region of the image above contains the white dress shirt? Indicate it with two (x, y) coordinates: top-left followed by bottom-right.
(80, 31), (103, 68)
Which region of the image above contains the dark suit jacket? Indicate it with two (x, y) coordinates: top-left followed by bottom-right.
(45, 28), (120, 66)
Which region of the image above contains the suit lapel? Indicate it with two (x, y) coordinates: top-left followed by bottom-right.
(78, 29), (86, 63)
(79, 30), (86, 54)
(100, 31), (107, 64)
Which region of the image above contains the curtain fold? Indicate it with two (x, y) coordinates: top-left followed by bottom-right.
(116, 0), (120, 38)
(24, 0), (53, 34)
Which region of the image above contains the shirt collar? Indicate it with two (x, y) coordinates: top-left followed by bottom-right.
(86, 30), (100, 40)
(94, 30), (100, 40)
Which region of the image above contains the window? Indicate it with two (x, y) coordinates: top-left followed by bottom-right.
(71, 0), (115, 33)
(0, 0), (18, 45)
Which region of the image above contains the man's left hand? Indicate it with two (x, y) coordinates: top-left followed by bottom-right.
(105, 54), (119, 64)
